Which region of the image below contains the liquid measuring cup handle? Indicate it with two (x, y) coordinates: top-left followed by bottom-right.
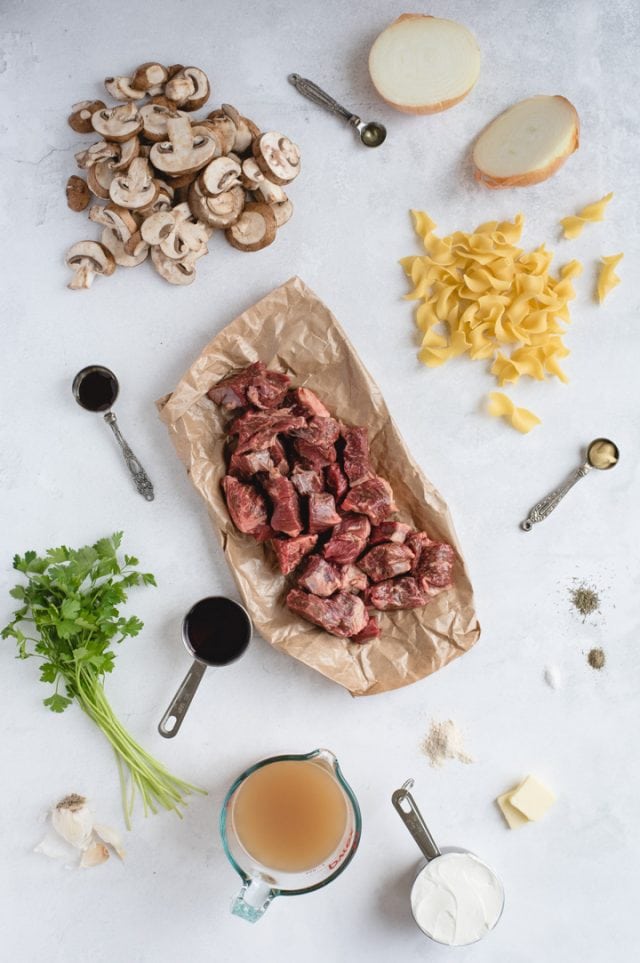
(392, 779), (441, 861)
(231, 878), (276, 923)
(158, 661), (207, 738)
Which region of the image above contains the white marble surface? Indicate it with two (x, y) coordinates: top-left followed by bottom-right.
(1, 1), (639, 960)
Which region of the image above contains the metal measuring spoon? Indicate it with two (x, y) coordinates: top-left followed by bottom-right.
(158, 596), (252, 738)
(521, 437), (619, 531)
(288, 73), (387, 147)
(72, 365), (154, 501)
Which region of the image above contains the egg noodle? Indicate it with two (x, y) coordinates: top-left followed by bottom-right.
(596, 253), (623, 303)
(560, 192), (614, 240)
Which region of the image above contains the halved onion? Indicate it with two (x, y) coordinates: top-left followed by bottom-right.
(368, 14), (481, 114)
(473, 96), (580, 189)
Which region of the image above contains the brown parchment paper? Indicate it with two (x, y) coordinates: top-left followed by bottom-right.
(157, 277), (480, 696)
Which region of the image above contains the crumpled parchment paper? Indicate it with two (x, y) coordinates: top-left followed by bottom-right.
(157, 276), (480, 696)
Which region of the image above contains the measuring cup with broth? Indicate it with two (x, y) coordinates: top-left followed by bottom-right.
(220, 749), (361, 922)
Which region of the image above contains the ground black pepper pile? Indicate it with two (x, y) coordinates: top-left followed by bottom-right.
(569, 583), (600, 619)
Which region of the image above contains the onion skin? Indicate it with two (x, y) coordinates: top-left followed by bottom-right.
(368, 14), (480, 115)
(473, 96), (580, 189)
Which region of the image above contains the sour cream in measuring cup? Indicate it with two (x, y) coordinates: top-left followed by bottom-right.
(410, 851), (504, 946)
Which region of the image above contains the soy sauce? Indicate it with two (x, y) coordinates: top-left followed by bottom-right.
(184, 597), (251, 666)
(73, 366), (119, 412)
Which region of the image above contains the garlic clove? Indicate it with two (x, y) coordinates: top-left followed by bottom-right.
(80, 842), (110, 868)
(51, 794), (94, 850)
(94, 822), (126, 861)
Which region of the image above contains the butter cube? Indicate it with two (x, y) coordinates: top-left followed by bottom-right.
(496, 782), (529, 829)
(509, 775), (556, 821)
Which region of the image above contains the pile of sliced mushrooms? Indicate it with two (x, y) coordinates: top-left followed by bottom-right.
(65, 63), (301, 288)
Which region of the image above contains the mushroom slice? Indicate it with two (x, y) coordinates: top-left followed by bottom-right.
(156, 202), (210, 259)
(138, 179), (174, 216)
(92, 103), (142, 142)
(199, 156), (241, 195)
(240, 157), (264, 190)
(66, 176), (90, 212)
(256, 177), (286, 204)
(109, 157), (158, 209)
(68, 100), (106, 134)
(221, 104), (255, 153)
(75, 140), (119, 170)
(149, 115), (217, 176)
(110, 136), (140, 172)
(140, 210), (175, 246)
(188, 181), (244, 228)
(65, 241), (116, 289)
(101, 227), (149, 267)
(132, 62), (169, 91)
(253, 132), (301, 185)
(88, 203), (138, 242)
(104, 76), (147, 101)
(203, 112), (237, 154)
(123, 230), (149, 258)
(151, 246), (202, 285)
(270, 196), (293, 227)
(87, 159), (116, 199)
(225, 202), (277, 252)
(165, 67), (210, 111)
(164, 167), (200, 190)
(139, 103), (183, 143)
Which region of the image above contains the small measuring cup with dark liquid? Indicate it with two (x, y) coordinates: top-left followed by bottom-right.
(72, 365), (154, 501)
(158, 597), (252, 738)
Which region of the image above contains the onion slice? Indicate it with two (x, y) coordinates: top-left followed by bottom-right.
(473, 96), (580, 189)
(368, 14), (481, 114)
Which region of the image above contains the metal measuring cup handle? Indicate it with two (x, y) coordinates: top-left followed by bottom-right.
(158, 661), (207, 738)
(288, 73), (361, 128)
(392, 779), (441, 861)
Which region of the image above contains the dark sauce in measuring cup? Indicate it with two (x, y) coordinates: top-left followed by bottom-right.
(74, 366), (119, 412)
(184, 597), (251, 666)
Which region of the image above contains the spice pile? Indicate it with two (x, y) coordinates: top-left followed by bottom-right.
(421, 719), (473, 768)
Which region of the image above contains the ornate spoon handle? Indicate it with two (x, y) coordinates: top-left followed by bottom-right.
(104, 412), (155, 501)
(288, 73), (359, 126)
(521, 462), (591, 531)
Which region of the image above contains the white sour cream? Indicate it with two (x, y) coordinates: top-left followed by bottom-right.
(410, 852), (504, 946)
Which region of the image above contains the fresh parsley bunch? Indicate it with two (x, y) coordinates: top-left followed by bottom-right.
(2, 532), (204, 827)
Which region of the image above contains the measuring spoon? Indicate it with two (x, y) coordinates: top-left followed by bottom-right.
(288, 73), (387, 147)
(72, 365), (154, 501)
(158, 596), (252, 738)
(521, 437), (619, 531)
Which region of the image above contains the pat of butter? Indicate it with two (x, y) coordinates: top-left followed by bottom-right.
(509, 775), (556, 821)
(496, 782), (529, 829)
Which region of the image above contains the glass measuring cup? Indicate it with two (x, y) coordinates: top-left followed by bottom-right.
(221, 749), (361, 922)
(158, 597), (251, 738)
(392, 779), (505, 947)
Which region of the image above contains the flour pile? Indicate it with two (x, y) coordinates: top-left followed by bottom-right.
(422, 719), (474, 768)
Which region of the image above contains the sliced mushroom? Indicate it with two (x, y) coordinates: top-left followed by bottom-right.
(164, 167), (200, 190)
(140, 210), (175, 246)
(270, 196), (293, 227)
(188, 180), (245, 228)
(240, 157), (264, 190)
(104, 76), (147, 101)
(111, 136), (140, 172)
(221, 104), (255, 153)
(203, 111), (237, 154)
(66, 175), (91, 212)
(68, 100), (106, 134)
(109, 157), (158, 209)
(199, 155), (241, 195)
(75, 140), (119, 170)
(87, 159), (116, 199)
(65, 241), (116, 289)
(256, 177), (286, 204)
(138, 179), (174, 216)
(139, 103), (182, 143)
(165, 67), (210, 111)
(101, 226), (149, 267)
(166, 64), (185, 79)
(253, 132), (301, 185)
(123, 230), (149, 257)
(148, 94), (179, 110)
(92, 103), (142, 142)
(225, 202), (277, 252)
(151, 246), (203, 285)
(88, 203), (138, 242)
(131, 62), (169, 91)
(149, 115), (217, 175)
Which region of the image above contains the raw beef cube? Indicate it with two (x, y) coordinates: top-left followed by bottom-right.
(270, 534), (317, 575)
(370, 521), (412, 545)
(325, 463), (348, 501)
(415, 541), (455, 588)
(290, 465), (324, 496)
(406, 531), (430, 569)
(250, 524), (275, 543)
(231, 409), (306, 453)
(295, 439), (337, 468)
(341, 475), (397, 526)
(269, 440), (289, 475)
(308, 492), (341, 534)
(228, 448), (276, 478)
(222, 476), (268, 534)
(323, 513), (371, 564)
(291, 416), (341, 448)
(350, 615), (381, 644)
(339, 564), (369, 595)
(367, 576), (430, 611)
(263, 475), (302, 537)
(357, 544), (415, 582)
(342, 426), (372, 485)
(208, 362), (290, 411)
(287, 387), (330, 418)
(297, 556), (342, 597)
(286, 589), (369, 638)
